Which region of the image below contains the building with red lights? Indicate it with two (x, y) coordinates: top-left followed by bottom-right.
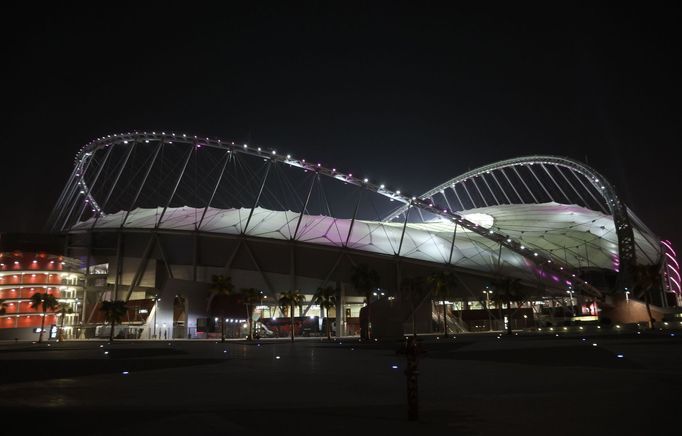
(0, 251), (84, 340)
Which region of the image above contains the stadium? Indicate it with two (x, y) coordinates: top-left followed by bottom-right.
(19, 130), (679, 339)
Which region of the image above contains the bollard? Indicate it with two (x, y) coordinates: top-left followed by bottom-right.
(404, 335), (420, 421)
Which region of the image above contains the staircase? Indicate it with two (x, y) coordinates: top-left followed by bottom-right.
(431, 305), (468, 334)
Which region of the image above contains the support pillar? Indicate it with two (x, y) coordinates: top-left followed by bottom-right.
(336, 283), (347, 337)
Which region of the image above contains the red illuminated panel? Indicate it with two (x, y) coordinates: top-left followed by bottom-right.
(0, 275), (22, 285)
(0, 289), (19, 299)
(24, 273), (47, 284)
(0, 317), (17, 328)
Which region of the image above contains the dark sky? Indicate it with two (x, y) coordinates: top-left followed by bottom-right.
(4, 2), (681, 250)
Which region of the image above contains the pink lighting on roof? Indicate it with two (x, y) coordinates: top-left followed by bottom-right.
(661, 240), (677, 257)
(662, 240), (681, 295)
(664, 252), (679, 268)
(670, 275), (681, 289)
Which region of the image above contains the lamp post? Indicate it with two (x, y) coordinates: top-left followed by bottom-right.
(483, 289), (493, 331)
(567, 289), (575, 316)
(153, 294), (160, 339)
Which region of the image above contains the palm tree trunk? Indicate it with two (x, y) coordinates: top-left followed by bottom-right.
(325, 307), (331, 341)
(109, 319), (115, 342)
(366, 291), (372, 341)
(60, 314), (66, 341)
(38, 308), (46, 343)
(644, 291), (656, 329)
(442, 300), (448, 337)
(411, 297), (417, 337)
(248, 307), (253, 341)
(221, 311), (226, 342)
(290, 304), (295, 342)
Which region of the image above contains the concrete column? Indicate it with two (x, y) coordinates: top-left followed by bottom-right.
(336, 281), (346, 337)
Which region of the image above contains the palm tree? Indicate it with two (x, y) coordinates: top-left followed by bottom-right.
(351, 264), (380, 341)
(629, 263), (662, 329)
(427, 271), (457, 337)
(314, 286), (337, 340)
(210, 274), (234, 342)
(56, 303), (74, 341)
(30, 292), (59, 343)
(279, 290), (305, 342)
(100, 300), (128, 341)
(240, 288), (261, 340)
(492, 277), (522, 335)
(400, 277), (426, 337)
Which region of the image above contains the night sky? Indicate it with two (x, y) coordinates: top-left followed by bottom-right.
(4, 3), (681, 250)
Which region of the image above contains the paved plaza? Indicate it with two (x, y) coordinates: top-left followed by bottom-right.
(1, 331), (681, 435)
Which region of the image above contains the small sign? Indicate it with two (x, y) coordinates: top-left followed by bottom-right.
(49, 324), (58, 339)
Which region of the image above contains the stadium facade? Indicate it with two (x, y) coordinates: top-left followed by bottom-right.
(4, 130), (679, 340)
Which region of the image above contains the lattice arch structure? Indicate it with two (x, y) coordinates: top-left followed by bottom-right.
(385, 155), (663, 289)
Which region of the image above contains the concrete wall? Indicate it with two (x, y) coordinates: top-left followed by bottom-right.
(369, 297), (433, 339)
(107, 257), (157, 288)
(0, 327), (49, 341)
(602, 295), (667, 324)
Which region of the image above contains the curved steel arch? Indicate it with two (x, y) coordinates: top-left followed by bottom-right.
(51, 130), (412, 232)
(385, 155), (637, 287)
(49, 132), (608, 298)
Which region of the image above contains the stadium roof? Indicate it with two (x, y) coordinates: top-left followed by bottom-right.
(72, 202), (659, 285)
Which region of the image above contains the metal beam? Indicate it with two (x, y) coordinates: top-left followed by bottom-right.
(124, 234), (156, 301)
(114, 232), (123, 300)
(461, 180), (477, 209)
(243, 160), (272, 234)
(156, 143), (194, 227)
(47, 161), (80, 231)
(75, 144), (115, 224)
(90, 140), (136, 230)
(396, 204), (412, 256)
(292, 173), (317, 240)
(54, 176), (82, 232)
(556, 165), (588, 207)
(58, 154), (96, 231)
(121, 141), (162, 227)
(344, 187), (364, 247)
(440, 191), (454, 212)
(512, 166), (539, 203)
(451, 186), (466, 210)
(526, 165), (553, 202)
(570, 169), (609, 214)
(447, 222), (458, 265)
(480, 173), (500, 205)
(541, 164), (571, 203)
(242, 240), (277, 295)
(197, 149), (231, 230)
(500, 167), (525, 204)
(302, 251), (344, 316)
(471, 177), (490, 207)
(155, 233), (174, 279)
(490, 171), (512, 204)
(223, 239), (243, 274)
